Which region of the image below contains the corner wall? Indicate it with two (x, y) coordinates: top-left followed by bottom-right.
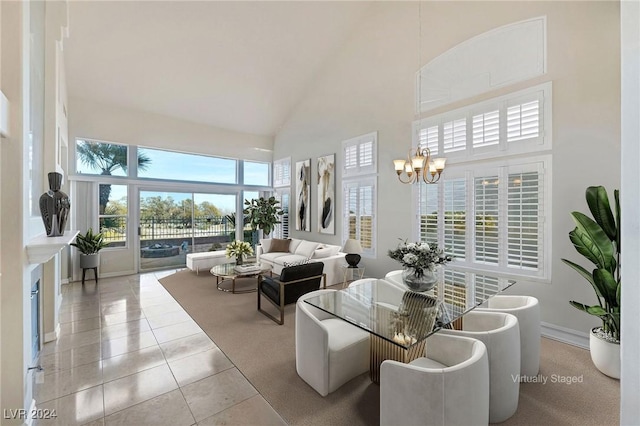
(273, 1), (621, 337)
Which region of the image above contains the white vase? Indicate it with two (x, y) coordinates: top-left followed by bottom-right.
(589, 327), (620, 379)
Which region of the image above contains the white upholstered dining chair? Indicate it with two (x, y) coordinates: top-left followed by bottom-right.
(440, 310), (520, 423)
(295, 289), (370, 396)
(380, 333), (489, 426)
(478, 295), (541, 376)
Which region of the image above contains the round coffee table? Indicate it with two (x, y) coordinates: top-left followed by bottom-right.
(210, 263), (273, 294)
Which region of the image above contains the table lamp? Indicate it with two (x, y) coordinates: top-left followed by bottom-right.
(343, 239), (363, 268)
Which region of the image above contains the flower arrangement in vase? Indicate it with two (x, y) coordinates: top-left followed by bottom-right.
(225, 240), (254, 265)
(388, 240), (450, 292)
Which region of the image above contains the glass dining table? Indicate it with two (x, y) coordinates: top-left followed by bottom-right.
(303, 268), (516, 383)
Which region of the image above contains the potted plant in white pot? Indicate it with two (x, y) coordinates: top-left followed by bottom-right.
(71, 228), (108, 270)
(562, 186), (620, 379)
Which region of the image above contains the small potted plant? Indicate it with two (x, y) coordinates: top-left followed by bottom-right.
(71, 228), (108, 269)
(562, 186), (620, 379)
(243, 196), (284, 237)
(225, 240), (254, 266)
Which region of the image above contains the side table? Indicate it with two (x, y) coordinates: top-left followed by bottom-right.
(342, 265), (365, 288)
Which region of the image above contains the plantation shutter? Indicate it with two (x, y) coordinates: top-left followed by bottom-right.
(418, 125), (439, 155)
(507, 100), (539, 142)
(418, 184), (439, 243)
(474, 274), (501, 305)
(443, 118), (466, 153)
(507, 170), (541, 270)
(443, 178), (466, 259)
(343, 132), (377, 177)
(472, 110), (500, 148)
(474, 176), (500, 264)
(273, 190), (289, 239)
(439, 269), (468, 318)
(343, 178), (376, 256)
(273, 158), (291, 188)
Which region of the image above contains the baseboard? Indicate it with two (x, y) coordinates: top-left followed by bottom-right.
(70, 269), (137, 282)
(61, 278), (70, 285)
(44, 323), (60, 343)
(541, 321), (589, 349)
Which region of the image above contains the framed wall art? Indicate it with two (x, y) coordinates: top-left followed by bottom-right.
(317, 154), (335, 234)
(295, 159), (311, 232)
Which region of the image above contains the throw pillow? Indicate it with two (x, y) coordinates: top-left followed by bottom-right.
(259, 238), (272, 253)
(313, 245), (341, 258)
(295, 240), (320, 258)
(269, 238), (291, 253)
(289, 238), (303, 253)
(283, 258), (311, 267)
(313, 246), (332, 259)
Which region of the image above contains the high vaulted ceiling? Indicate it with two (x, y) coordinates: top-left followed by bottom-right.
(65, 1), (371, 137)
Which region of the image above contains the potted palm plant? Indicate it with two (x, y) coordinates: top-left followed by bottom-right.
(71, 228), (109, 269)
(562, 186), (620, 379)
(243, 196), (284, 237)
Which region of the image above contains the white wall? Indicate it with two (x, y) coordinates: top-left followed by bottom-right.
(68, 98), (273, 163)
(274, 1), (621, 338)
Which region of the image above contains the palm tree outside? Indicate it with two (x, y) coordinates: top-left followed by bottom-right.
(76, 141), (151, 214)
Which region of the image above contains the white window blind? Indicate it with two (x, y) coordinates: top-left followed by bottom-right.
(443, 178), (466, 259)
(507, 100), (539, 142)
(472, 110), (500, 148)
(343, 177), (376, 257)
(417, 160), (547, 279)
(413, 83), (551, 281)
(474, 176), (499, 264)
(419, 125), (439, 155)
(273, 190), (290, 239)
(443, 118), (467, 153)
(507, 171), (541, 270)
(342, 132), (377, 177)
(474, 274), (501, 305)
(273, 157), (291, 188)
(413, 82), (551, 162)
(419, 184), (439, 243)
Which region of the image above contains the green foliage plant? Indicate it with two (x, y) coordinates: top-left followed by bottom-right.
(71, 228), (109, 255)
(243, 196), (284, 236)
(562, 186), (621, 341)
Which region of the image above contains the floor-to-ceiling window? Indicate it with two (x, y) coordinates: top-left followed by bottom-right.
(72, 140), (271, 274)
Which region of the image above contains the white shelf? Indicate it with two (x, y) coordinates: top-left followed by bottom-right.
(27, 230), (79, 264)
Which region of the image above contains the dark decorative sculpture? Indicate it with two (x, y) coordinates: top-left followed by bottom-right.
(39, 172), (70, 237)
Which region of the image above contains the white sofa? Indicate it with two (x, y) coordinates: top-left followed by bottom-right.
(256, 238), (346, 286)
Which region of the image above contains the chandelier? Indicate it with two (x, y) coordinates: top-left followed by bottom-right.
(393, 1), (446, 185)
(393, 148), (446, 184)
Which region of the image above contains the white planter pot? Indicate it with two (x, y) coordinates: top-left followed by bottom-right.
(80, 253), (100, 269)
(589, 327), (620, 379)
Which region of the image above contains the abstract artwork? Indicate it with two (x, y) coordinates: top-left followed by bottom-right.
(317, 154), (335, 234)
(295, 159), (311, 232)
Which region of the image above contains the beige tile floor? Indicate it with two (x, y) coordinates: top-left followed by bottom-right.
(34, 270), (287, 426)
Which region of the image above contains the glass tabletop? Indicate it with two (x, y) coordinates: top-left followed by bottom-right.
(304, 268), (515, 349)
(210, 262), (272, 278)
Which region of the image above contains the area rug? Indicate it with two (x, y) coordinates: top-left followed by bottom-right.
(160, 269), (619, 426)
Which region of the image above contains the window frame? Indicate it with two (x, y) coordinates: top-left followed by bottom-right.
(413, 83), (552, 282)
(342, 132), (378, 178)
